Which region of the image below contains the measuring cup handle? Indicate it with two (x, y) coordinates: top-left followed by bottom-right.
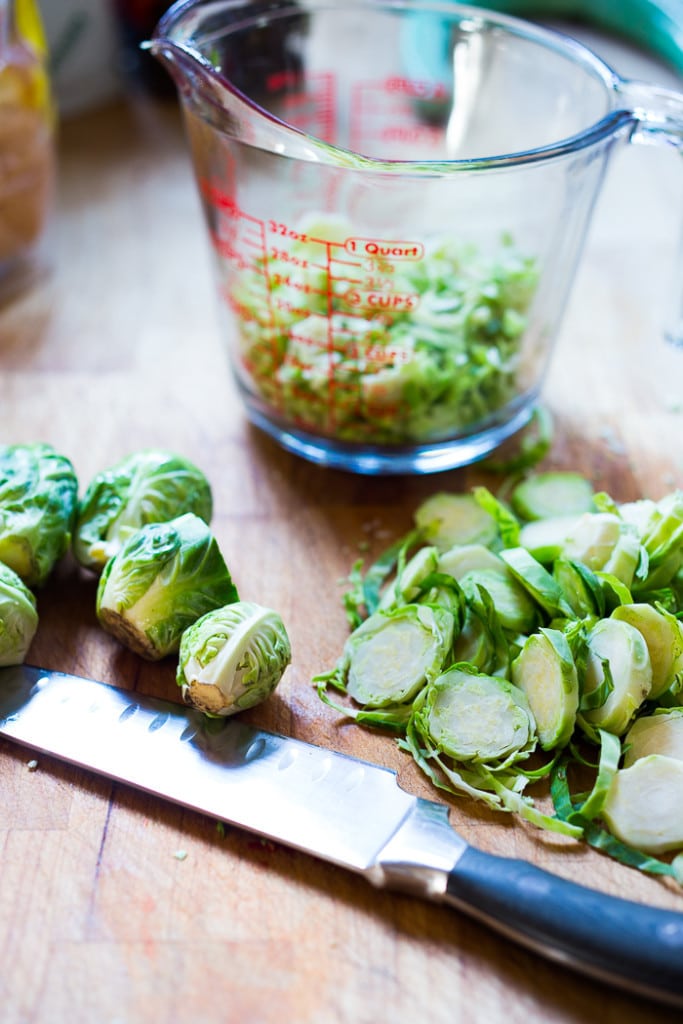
(616, 79), (683, 346)
(617, 78), (683, 149)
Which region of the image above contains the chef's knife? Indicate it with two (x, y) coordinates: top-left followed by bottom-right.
(1, 664), (682, 1007)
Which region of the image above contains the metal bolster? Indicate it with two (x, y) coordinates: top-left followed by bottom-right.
(365, 797), (467, 897)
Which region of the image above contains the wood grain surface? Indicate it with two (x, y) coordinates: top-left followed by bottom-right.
(0, 23), (682, 1024)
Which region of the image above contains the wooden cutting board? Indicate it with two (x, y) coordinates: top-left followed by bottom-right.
(0, 25), (681, 1024)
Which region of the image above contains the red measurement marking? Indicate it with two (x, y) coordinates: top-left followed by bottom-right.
(383, 76), (449, 100)
(269, 248), (310, 267)
(265, 68), (305, 92)
(242, 234), (266, 250)
(270, 274), (326, 297)
(330, 255), (363, 268)
(348, 77), (448, 152)
(278, 72), (336, 143)
(380, 124), (443, 145)
(344, 237), (424, 260)
(343, 290), (419, 313)
(267, 221), (311, 242)
(273, 298), (318, 319)
(201, 182), (240, 214)
(289, 331), (326, 351)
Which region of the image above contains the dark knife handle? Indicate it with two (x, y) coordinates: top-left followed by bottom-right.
(444, 845), (683, 1006)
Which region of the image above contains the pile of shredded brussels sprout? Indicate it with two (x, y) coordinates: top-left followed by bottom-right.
(230, 220), (538, 444)
(316, 471), (683, 883)
(0, 444), (291, 716)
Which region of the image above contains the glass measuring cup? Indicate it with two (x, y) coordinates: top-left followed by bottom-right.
(150, 0), (682, 475)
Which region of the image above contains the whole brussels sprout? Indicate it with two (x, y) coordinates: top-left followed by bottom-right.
(177, 601), (291, 716)
(96, 513), (238, 661)
(74, 449), (213, 573)
(0, 443), (78, 587)
(0, 562), (38, 666)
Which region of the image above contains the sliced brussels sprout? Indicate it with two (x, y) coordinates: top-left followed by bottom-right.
(177, 601), (291, 716)
(437, 543), (504, 579)
(640, 491), (683, 570)
(601, 755), (683, 854)
(74, 449), (213, 573)
(413, 492), (497, 552)
(451, 604), (490, 669)
(96, 513), (238, 661)
(499, 547), (575, 619)
(454, 583), (510, 678)
(412, 665), (536, 763)
(460, 567), (538, 634)
(519, 514), (581, 564)
(600, 529), (641, 588)
(617, 498), (657, 534)
(611, 603), (683, 699)
(378, 545), (440, 611)
(511, 471), (595, 522)
(580, 618), (652, 736)
(623, 710), (683, 767)
(562, 512), (623, 572)
(553, 558), (603, 618)
(341, 604), (454, 708)
(0, 562), (38, 666)
(511, 628), (579, 749)
(0, 442), (78, 587)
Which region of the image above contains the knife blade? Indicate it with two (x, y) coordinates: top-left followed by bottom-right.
(0, 664), (682, 1008)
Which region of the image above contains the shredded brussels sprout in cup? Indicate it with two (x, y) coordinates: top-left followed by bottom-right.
(230, 219), (539, 445)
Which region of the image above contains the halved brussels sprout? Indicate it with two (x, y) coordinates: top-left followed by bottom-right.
(0, 562), (38, 666)
(74, 449), (213, 573)
(0, 442), (78, 587)
(96, 513), (238, 661)
(178, 601), (291, 716)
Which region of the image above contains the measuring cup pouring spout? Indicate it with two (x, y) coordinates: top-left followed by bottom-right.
(148, 0), (683, 474)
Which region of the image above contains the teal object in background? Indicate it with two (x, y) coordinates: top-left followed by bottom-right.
(442, 0), (683, 73)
